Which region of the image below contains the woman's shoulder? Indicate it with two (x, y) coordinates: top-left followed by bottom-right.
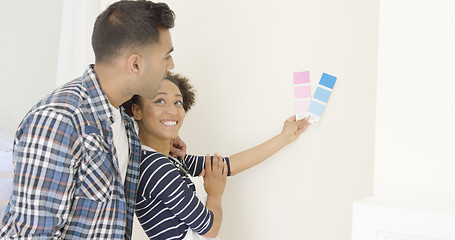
(140, 149), (176, 173)
(141, 149), (168, 162)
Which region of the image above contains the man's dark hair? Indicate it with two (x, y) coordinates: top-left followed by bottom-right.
(92, 0), (175, 63)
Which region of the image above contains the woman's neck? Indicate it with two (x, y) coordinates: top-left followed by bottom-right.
(139, 131), (170, 157)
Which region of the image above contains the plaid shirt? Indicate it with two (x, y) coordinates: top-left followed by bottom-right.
(0, 65), (141, 239)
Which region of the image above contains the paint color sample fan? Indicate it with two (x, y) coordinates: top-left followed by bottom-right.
(293, 71), (312, 121)
(307, 73), (337, 125)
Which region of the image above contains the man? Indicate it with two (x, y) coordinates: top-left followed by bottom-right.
(0, 1), (177, 239)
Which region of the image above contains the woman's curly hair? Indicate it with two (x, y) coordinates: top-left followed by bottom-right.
(122, 72), (196, 117)
(164, 72), (195, 112)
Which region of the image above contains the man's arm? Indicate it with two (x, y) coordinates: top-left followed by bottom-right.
(2, 109), (80, 237)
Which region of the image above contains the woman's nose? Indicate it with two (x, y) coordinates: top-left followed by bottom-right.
(165, 104), (178, 115)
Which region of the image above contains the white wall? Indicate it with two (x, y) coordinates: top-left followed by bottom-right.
(167, 1), (378, 239)
(0, 1), (63, 138)
(0, 1), (379, 240)
(374, 0), (455, 207)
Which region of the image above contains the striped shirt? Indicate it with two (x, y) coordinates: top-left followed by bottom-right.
(0, 65), (141, 239)
(136, 149), (231, 240)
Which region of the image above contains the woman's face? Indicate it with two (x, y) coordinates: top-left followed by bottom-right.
(135, 79), (185, 141)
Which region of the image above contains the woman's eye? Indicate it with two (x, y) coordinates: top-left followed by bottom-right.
(155, 99), (165, 104)
(175, 101), (183, 106)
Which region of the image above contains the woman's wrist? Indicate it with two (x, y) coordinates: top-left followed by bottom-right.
(277, 131), (294, 145)
(207, 194), (223, 201)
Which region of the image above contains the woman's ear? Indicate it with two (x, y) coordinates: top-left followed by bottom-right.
(131, 103), (142, 121)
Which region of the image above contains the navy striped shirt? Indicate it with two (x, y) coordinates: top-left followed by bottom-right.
(136, 149), (230, 240)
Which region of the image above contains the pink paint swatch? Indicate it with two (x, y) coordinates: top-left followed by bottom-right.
(294, 71), (311, 120)
(294, 71), (310, 85)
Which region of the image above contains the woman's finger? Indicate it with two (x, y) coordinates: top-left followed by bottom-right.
(222, 161), (228, 177)
(199, 169), (206, 177)
(205, 154), (212, 172)
(213, 153), (221, 172)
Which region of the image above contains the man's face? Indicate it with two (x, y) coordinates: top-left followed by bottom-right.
(138, 29), (175, 98)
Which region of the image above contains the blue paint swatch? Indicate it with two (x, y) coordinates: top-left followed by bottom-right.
(308, 100), (325, 116)
(307, 73), (337, 125)
(313, 88), (331, 103)
(319, 73), (337, 89)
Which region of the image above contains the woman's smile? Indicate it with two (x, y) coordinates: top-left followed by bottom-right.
(161, 120), (178, 127)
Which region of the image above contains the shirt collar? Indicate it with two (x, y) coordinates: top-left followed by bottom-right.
(81, 64), (114, 124)
(141, 145), (156, 152)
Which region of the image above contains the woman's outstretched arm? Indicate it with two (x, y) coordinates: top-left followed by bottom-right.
(228, 116), (310, 176)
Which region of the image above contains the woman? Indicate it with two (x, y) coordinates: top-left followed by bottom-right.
(123, 73), (310, 240)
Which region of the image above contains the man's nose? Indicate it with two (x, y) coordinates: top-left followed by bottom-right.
(167, 56), (175, 71)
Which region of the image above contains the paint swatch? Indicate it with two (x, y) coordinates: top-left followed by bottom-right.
(294, 71), (311, 120)
(307, 73), (337, 125)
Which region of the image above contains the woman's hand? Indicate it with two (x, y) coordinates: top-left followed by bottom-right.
(170, 136), (187, 158)
(203, 154), (227, 197)
(280, 116), (310, 144)
(202, 154), (227, 238)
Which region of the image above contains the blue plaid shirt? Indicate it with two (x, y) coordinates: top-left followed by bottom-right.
(0, 65), (141, 239)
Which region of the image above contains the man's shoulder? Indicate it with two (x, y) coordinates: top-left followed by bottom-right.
(41, 78), (87, 109)
(20, 79), (90, 130)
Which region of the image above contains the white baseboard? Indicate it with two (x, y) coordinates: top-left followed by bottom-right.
(352, 197), (455, 240)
